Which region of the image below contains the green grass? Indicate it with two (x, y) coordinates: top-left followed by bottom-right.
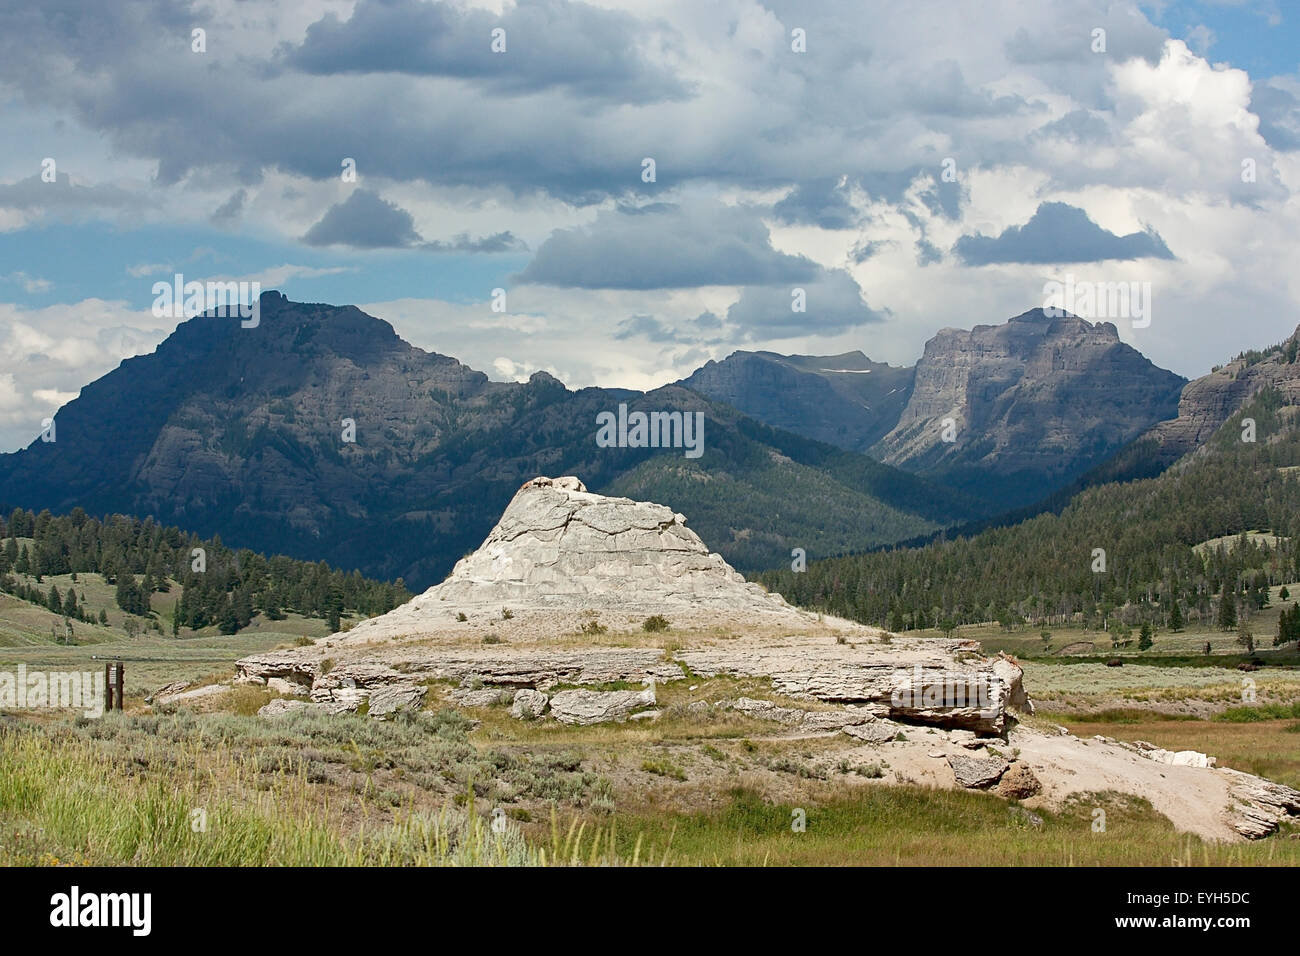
(0, 724), (532, 866)
(1216, 701), (1300, 722)
(580, 786), (1300, 866)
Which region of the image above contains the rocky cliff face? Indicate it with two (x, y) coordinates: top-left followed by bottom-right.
(1142, 328), (1300, 459)
(681, 313), (1187, 511)
(871, 309), (1185, 506)
(679, 350), (914, 452)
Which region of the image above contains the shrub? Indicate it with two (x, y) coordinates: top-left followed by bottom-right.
(642, 615), (669, 633)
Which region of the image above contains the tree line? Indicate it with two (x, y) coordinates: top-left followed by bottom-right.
(0, 506), (411, 635)
(757, 387), (1300, 647)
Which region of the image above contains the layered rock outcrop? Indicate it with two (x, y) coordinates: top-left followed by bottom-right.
(341, 476), (805, 639)
(871, 309), (1185, 502)
(1141, 327), (1300, 460)
(235, 477), (1031, 734)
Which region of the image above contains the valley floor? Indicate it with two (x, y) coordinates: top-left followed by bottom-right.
(2, 628), (1298, 865)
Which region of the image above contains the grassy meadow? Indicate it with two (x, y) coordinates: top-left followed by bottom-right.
(1, 567), (1299, 866)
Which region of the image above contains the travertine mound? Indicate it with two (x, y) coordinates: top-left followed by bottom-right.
(343, 476), (807, 642)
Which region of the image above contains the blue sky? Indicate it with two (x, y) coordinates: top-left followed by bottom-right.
(1144, 1), (1298, 77)
(2, 0), (1300, 451)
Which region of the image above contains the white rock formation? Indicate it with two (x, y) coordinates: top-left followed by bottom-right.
(342, 476), (807, 642)
(548, 687), (657, 725)
(235, 476), (1034, 732)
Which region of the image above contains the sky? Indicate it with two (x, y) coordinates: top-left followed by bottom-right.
(1, 0), (1299, 451)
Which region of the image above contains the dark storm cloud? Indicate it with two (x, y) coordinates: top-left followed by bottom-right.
(614, 314), (680, 343)
(0, 0), (1057, 205)
(725, 269), (886, 340)
(302, 190), (525, 252)
(302, 189), (422, 248)
(772, 179), (860, 229)
(517, 202), (819, 289)
(0, 172), (136, 210)
(954, 202), (1174, 265)
(283, 0), (688, 104)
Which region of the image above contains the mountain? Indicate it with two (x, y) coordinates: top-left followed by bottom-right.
(1139, 329), (1300, 465)
(679, 310), (1187, 512)
(678, 350), (913, 452)
(760, 382), (1300, 635)
(0, 293), (976, 588)
(872, 309), (1184, 507)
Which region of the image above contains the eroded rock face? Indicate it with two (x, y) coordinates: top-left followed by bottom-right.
(234, 480), (1030, 734)
(548, 688), (657, 725)
(722, 697), (883, 729)
(872, 310), (1185, 504)
(341, 476), (805, 639)
(510, 689), (548, 719)
(679, 643), (1026, 734)
(1143, 329), (1300, 462)
(1224, 774), (1300, 839)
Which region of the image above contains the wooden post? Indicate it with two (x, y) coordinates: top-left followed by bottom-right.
(114, 662), (124, 711)
(104, 662), (114, 712)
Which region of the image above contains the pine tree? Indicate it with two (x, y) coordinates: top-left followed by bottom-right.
(1139, 621), (1154, 651)
(217, 594), (239, 635)
(1217, 594), (1237, 630)
(1237, 620), (1255, 654)
(1168, 599), (1184, 632)
(47, 584), (61, 612)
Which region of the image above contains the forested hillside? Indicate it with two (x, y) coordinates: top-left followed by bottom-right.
(759, 387), (1300, 637)
(0, 507), (410, 635)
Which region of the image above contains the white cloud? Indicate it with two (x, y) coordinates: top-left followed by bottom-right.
(0, 299), (174, 451)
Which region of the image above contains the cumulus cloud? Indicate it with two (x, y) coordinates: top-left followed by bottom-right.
(725, 269), (886, 340)
(517, 201), (819, 289)
(302, 189), (423, 248)
(0, 299), (174, 450)
(284, 0), (689, 104)
(0, 172), (137, 212)
(772, 179), (860, 229)
(0, 0), (1298, 391)
(954, 201), (1175, 264)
